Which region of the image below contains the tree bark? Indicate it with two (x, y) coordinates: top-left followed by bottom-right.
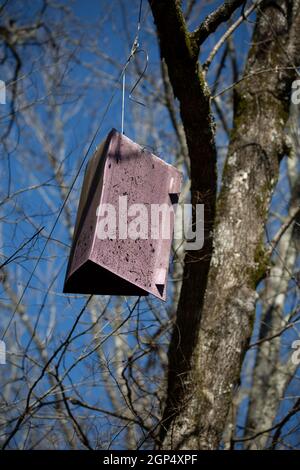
(149, 0), (217, 443)
(150, 0), (300, 449)
(245, 103), (300, 449)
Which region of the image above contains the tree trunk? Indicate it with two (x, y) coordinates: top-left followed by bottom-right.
(245, 103), (300, 449)
(150, 0), (300, 449)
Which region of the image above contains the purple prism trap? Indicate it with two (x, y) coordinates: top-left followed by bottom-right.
(63, 129), (182, 300)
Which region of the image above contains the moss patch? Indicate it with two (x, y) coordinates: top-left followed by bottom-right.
(247, 241), (270, 289)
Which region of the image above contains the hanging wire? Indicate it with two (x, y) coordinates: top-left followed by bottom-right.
(121, 71), (126, 134)
(2, 0), (148, 340)
(121, 0), (149, 134)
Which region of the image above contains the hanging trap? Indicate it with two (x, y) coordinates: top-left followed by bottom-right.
(63, 129), (181, 300)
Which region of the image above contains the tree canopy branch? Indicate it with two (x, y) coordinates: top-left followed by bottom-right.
(191, 0), (245, 48)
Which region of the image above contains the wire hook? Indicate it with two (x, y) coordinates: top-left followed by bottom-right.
(129, 48), (148, 108)
(121, 47), (148, 134)
(120, 0), (147, 134)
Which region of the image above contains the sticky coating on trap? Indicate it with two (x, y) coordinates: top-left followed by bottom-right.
(63, 129), (182, 300)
